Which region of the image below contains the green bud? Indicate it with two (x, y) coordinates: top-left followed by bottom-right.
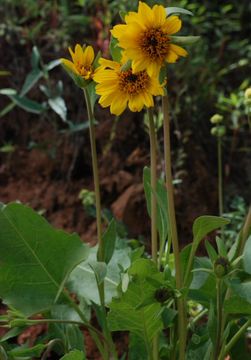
(211, 125), (226, 137)
(210, 114), (223, 124)
(244, 87), (251, 100)
(244, 98), (251, 107)
(154, 286), (172, 303)
(214, 256), (230, 278)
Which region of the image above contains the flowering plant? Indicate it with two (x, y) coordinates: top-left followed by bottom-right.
(0, 2), (250, 360)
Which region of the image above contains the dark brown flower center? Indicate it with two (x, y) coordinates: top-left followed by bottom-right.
(140, 28), (170, 60)
(118, 69), (149, 95)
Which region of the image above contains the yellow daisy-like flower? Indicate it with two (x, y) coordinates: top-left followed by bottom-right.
(93, 58), (164, 115)
(61, 44), (94, 80)
(111, 1), (188, 77)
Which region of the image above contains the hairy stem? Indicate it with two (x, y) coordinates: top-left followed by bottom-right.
(162, 95), (186, 359)
(148, 109), (158, 359)
(83, 89), (103, 260)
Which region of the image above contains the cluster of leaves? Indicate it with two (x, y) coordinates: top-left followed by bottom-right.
(0, 170), (250, 358)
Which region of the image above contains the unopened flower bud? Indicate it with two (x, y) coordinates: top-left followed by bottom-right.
(154, 286), (172, 303)
(244, 88), (251, 100)
(211, 125), (226, 137)
(210, 114), (223, 124)
(214, 256), (229, 278)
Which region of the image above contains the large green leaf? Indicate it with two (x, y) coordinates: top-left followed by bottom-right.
(108, 259), (163, 354)
(0, 203), (89, 316)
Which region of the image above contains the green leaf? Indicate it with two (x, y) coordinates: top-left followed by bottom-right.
(8, 343), (46, 357)
(68, 246), (131, 305)
(193, 216), (230, 247)
(216, 236), (228, 257)
(9, 94), (45, 114)
(109, 36), (122, 62)
(31, 46), (41, 69)
(108, 278), (163, 354)
(86, 81), (98, 113)
(229, 278), (251, 304)
(224, 296), (251, 315)
(128, 334), (147, 360)
(48, 96), (67, 122)
(243, 236), (251, 274)
(170, 36), (200, 45)
(166, 7), (193, 16)
(143, 167), (169, 246)
(205, 240), (218, 263)
(99, 218), (117, 264)
(60, 350), (86, 360)
(0, 203), (90, 316)
(45, 59), (61, 71)
(20, 69), (43, 96)
(0, 88), (17, 96)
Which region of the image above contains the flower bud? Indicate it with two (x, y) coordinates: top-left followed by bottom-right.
(210, 114), (223, 124)
(244, 88), (251, 100)
(154, 286), (172, 303)
(211, 125), (226, 137)
(214, 256), (229, 278)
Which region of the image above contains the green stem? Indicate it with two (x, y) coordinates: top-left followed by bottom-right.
(97, 281), (118, 360)
(219, 319), (251, 360)
(162, 95), (186, 359)
(148, 108), (158, 264)
(83, 89), (103, 260)
(215, 278), (223, 358)
(148, 107), (158, 360)
(218, 136), (223, 216)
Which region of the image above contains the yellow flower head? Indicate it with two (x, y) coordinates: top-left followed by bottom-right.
(111, 1), (188, 77)
(93, 58), (164, 116)
(61, 44), (94, 80)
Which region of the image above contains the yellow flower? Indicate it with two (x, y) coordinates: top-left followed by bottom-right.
(93, 58), (164, 115)
(61, 44), (94, 80)
(111, 1), (188, 77)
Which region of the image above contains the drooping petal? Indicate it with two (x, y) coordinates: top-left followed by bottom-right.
(169, 44), (188, 57)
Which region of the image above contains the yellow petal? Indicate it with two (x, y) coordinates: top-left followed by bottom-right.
(128, 95), (144, 112)
(152, 4), (167, 27)
(61, 59), (78, 74)
(68, 47), (75, 62)
(110, 93), (128, 115)
(163, 16), (182, 35)
(98, 58), (121, 70)
(74, 44), (84, 64)
(165, 49), (179, 63)
(138, 1), (154, 28)
(147, 62), (161, 77)
(169, 44), (188, 57)
(111, 24), (127, 39)
(93, 69), (118, 83)
(83, 46), (94, 66)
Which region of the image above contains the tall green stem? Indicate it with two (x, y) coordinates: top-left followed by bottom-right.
(83, 89), (103, 260)
(148, 108), (158, 360)
(83, 89), (116, 359)
(218, 136), (223, 216)
(162, 95), (186, 359)
(148, 108), (158, 264)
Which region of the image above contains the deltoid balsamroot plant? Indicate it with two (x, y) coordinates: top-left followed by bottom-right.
(0, 2), (251, 360)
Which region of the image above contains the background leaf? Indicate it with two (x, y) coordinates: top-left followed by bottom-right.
(60, 349), (86, 360)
